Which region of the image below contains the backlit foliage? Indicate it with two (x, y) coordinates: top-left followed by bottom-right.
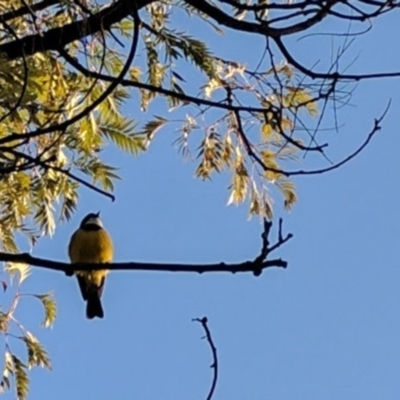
(0, 0), (354, 397)
(0, 1), (319, 253)
(0, 264), (55, 400)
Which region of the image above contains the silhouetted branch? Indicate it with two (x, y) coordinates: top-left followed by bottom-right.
(280, 102), (390, 176)
(0, 1), (140, 143)
(193, 317), (218, 400)
(0, 0), (58, 23)
(0, 21), (29, 126)
(234, 102), (389, 178)
(59, 49), (279, 114)
(274, 35), (400, 81)
(0, 219), (292, 275)
(6, 149), (115, 201)
(0, 0), (153, 61)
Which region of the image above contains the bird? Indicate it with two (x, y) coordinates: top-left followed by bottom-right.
(68, 212), (114, 319)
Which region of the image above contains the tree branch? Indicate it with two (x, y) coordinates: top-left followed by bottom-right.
(274, 34), (400, 81)
(193, 317), (218, 400)
(0, 0), (58, 23)
(233, 102), (389, 178)
(183, 0), (334, 37)
(7, 149), (115, 201)
(0, 219), (292, 276)
(0, 0), (141, 143)
(0, 0), (154, 61)
(59, 49), (280, 114)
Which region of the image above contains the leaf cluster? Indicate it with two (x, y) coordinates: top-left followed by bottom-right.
(0, 264), (55, 400)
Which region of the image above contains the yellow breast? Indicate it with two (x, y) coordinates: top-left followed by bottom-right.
(68, 228), (114, 264)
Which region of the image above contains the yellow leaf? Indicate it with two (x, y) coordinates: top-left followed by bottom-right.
(276, 178), (297, 210)
(5, 263), (31, 285)
(261, 149), (281, 181)
(261, 123), (273, 140)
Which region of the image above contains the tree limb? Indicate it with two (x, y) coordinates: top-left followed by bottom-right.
(0, 0), (154, 61)
(0, 219), (292, 276)
(0, 0), (141, 143)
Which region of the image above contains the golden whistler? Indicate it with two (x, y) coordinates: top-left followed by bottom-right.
(68, 212), (114, 319)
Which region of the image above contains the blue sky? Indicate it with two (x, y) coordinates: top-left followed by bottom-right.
(4, 5), (400, 400)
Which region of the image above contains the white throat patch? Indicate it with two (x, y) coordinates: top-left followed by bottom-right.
(84, 216), (104, 228)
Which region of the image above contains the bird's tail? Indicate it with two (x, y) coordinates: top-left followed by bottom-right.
(86, 292), (104, 319)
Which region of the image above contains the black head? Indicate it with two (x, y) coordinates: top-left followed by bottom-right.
(80, 212), (102, 229)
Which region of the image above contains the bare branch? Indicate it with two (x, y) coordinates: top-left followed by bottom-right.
(234, 102), (389, 178)
(0, 219), (292, 276)
(280, 101), (390, 176)
(193, 317), (218, 400)
(184, 0), (334, 37)
(274, 35), (400, 81)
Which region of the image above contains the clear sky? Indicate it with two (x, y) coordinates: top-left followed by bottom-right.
(5, 5), (400, 400)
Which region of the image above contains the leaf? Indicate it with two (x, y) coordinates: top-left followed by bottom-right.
(161, 31), (215, 77)
(0, 351), (13, 395)
(34, 199), (56, 236)
(35, 293), (57, 328)
(145, 36), (166, 89)
(286, 87), (319, 116)
(249, 185), (261, 217)
(221, 134), (233, 166)
(140, 116), (168, 144)
(262, 192), (274, 220)
(279, 63), (293, 80)
(276, 178), (298, 210)
(59, 186), (79, 223)
(99, 118), (146, 155)
(261, 123), (273, 140)
(0, 313), (8, 332)
(11, 354), (29, 400)
(129, 66), (141, 82)
(203, 77), (222, 98)
(4, 263), (31, 285)
(77, 157), (119, 191)
(23, 332), (52, 370)
(227, 149), (248, 205)
(0, 222), (18, 252)
(195, 131), (224, 180)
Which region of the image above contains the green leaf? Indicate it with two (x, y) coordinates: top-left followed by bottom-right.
(85, 162), (120, 192)
(99, 117), (146, 155)
(11, 354), (29, 400)
(34, 203), (56, 236)
(23, 332), (52, 370)
(59, 184), (79, 222)
(35, 293), (57, 328)
(0, 351), (13, 395)
(140, 116), (168, 144)
(195, 132), (224, 180)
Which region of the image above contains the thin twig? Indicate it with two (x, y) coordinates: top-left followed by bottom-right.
(193, 317), (218, 400)
(5, 149), (115, 201)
